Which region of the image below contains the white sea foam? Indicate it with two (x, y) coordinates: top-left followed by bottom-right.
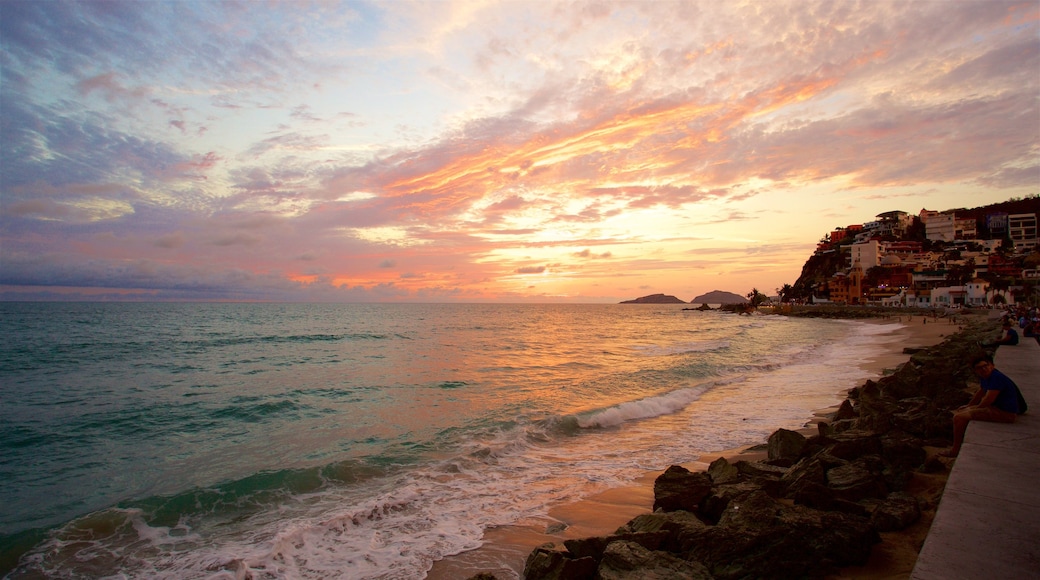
(577, 383), (718, 428)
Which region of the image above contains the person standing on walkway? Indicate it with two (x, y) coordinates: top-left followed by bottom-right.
(940, 353), (1025, 458)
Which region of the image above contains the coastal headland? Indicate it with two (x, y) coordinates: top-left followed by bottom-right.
(428, 307), (998, 580)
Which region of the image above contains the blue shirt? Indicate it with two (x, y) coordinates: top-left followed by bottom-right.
(981, 368), (1022, 414)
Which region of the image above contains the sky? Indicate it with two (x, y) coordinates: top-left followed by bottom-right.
(1, 1), (1038, 303)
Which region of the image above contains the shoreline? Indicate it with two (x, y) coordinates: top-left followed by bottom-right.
(428, 313), (966, 579)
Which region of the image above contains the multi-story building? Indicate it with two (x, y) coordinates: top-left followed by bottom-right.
(850, 240), (881, 269)
(923, 211), (956, 242)
(955, 217), (977, 239)
(987, 212), (1009, 237)
(1009, 213), (1038, 251)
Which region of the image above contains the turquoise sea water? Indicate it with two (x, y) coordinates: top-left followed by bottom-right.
(0, 303), (905, 578)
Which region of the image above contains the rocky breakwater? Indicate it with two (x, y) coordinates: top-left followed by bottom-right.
(520, 318), (999, 580)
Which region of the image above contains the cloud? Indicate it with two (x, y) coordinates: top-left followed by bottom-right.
(574, 249), (612, 259)
(1, 0), (1036, 302)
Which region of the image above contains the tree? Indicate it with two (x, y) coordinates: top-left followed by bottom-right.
(945, 258), (976, 286)
(778, 283), (795, 303)
(746, 288), (767, 308)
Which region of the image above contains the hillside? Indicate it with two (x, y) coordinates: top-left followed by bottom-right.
(792, 196), (1040, 301)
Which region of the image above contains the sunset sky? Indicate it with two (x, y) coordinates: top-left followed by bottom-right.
(2, 1), (1038, 302)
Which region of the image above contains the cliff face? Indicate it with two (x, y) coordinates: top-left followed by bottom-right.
(620, 293), (686, 304)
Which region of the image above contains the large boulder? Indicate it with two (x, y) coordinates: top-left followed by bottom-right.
(826, 459), (887, 502)
(523, 544), (597, 580)
(653, 465), (713, 512)
(563, 532), (669, 561)
(870, 492), (922, 532)
(707, 456), (740, 485)
(767, 428), (807, 463)
(596, 541), (713, 580)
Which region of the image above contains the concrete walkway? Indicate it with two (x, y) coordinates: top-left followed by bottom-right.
(911, 338), (1040, 579)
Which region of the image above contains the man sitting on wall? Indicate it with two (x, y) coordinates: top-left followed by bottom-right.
(982, 320), (1019, 347)
(939, 353), (1025, 458)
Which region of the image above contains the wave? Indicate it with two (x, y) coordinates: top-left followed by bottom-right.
(576, 380), (732, 429)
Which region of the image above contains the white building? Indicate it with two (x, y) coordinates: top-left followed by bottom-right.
(850, 240), (881, 269)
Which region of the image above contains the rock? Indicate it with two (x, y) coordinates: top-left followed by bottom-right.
(833, 399), (858, 421)
(620, 294), (686, 304)
(791, 481), (870, 517)
(620, 510), (709, 537)
(871, 492), (921, 532)
(698, 481), (761, 524)
(880, 432), (927, 470)
(767, 428), (807, 462)
(733, 460), (788, 480)
(780, 457), (827, 499)
(596, 540), (713, 580)
(523, 544), (598, 580)
(682, 491), (879, 579)
(826, 458), (887, 502)
(707, 457), (740, 485)
(545, 522), (568, 534)
(826, 431), (883, 461)
(653, 465), (713, 513)
(563, 532), (669, 561)
(466, 574), (500, 580)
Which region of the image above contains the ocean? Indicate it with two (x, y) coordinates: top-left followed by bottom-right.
(0, 302), (905, 579)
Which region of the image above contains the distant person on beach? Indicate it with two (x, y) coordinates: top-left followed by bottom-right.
(940, 353), (1025, 458)
(982, 321), (1019, 347)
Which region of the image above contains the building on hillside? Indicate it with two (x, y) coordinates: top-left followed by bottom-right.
(850, 240), (881, 269)
(827, 266), (865, 305)
(955, 217), (977, 239)
(860, 211), (914, 240)
(1009, 213), (1038, 251)
(988, 253), (1023, 278)
(911, 270), (948, 291)
(883, 240), (923, 255)
(919, 209), (940, 223)
(987, 212), (1009, 237)
(923, 211), (956, 242)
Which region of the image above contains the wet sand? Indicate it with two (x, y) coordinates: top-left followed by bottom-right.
(427, 314), (963, 580)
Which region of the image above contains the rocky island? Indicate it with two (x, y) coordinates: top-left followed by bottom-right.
(689, 290), (747, 305)
(619, 293), (687, 304)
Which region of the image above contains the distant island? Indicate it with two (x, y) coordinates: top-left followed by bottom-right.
(619, 293), (686, 304)
(620, 290), (749, 305)
(689, 290), (747, 304)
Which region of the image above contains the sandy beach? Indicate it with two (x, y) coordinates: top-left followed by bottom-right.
(427, 314), (965, 580)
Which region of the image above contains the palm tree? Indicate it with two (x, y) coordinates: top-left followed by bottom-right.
(746, 288), (767, 308)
